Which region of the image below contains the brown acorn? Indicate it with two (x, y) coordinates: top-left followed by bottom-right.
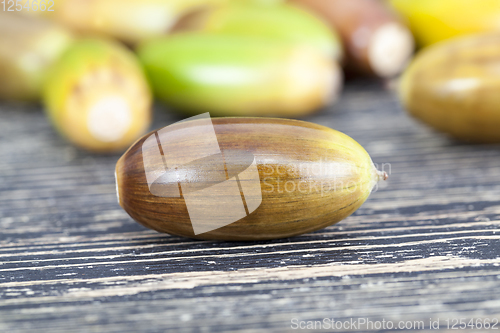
(291, 0), (414, 77)
(115, 116), (387, 241)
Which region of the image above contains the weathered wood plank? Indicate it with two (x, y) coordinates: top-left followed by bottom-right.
(0, 80), (499, 332)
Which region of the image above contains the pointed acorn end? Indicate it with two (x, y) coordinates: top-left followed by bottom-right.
(371, 164), (388, 183)
(368, 165), (388, 194)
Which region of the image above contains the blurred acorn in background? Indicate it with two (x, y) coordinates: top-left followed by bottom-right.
(399, 33), (500, 144)
(34, 0), (227, 45)
(0, 12), (73, 102)
(173, 2), (343, 61)
(292, 0), (414, 78)
(138, 33), (341, 117)
(387, 0), (500, 47)
(237, 0), (285, 4)
(43, 39), (152, 152)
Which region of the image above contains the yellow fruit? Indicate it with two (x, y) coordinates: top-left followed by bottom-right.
(116, 117), (387, 240)
(388, 0), (500, 46)
(0, 12), (73, 101)
(43, 39), (152, 152)
(400, 33), (500, 143)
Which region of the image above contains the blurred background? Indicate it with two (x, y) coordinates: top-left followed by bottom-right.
(3, 0), (500, 152)
(2, 0), (500, 151)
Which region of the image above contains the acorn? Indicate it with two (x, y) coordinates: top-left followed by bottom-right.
(43, 38), (152, 152)
(138, 33), (342, 117)
(0, 12), (73, 102)
(115, 116), (387, 241)
(399, 33), (500, 144)
(388, 0), (500, 47)
(34, 0), (226, 45)
(291, 0), (414, 78)
(173, 3), (343, 61)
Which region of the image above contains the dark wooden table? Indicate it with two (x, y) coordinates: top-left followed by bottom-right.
(1, 80), (499, 332)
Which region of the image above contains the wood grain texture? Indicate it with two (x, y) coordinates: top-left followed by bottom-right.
(1, 80), (500, 332)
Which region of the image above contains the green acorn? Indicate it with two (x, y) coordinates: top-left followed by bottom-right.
(138, 33), (342, 117)
(174, 3), (342, 61)
(43, 39), (152, 152)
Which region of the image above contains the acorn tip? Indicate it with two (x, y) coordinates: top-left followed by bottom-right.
(376, 170), (388, 181)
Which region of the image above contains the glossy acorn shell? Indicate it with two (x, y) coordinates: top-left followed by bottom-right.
(116, 117), (384, 241)
(400, 33), (500, 143)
